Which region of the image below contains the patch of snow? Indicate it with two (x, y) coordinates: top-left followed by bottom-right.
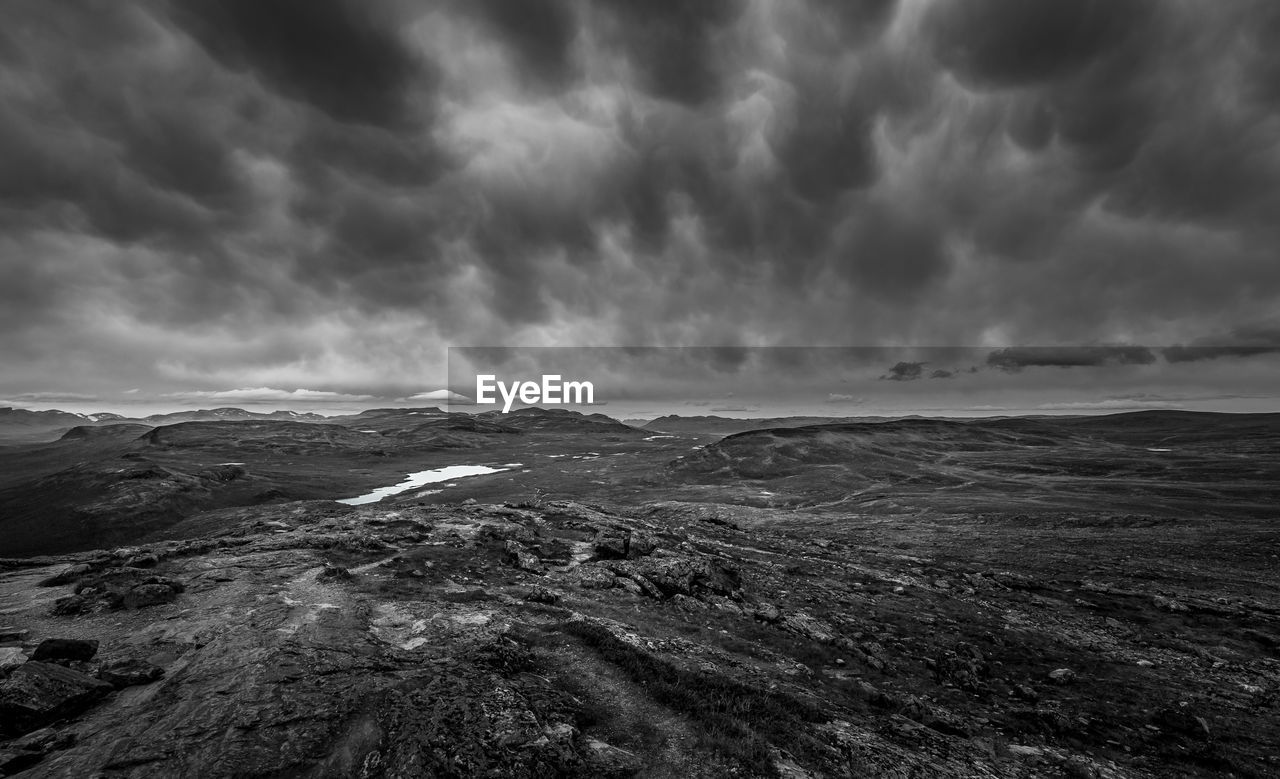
(336, 465), (510, 505)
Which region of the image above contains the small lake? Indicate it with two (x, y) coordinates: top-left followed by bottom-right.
(336, 465), (515, 505)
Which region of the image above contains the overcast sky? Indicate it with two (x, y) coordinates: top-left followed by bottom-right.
(3, 0), (1279, 415)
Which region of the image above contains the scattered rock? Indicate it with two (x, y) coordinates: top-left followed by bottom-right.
(753, 602), (783, 623)
(1152, 595), (1189, 613)
(583, 738), (642, 777)
(781, 612), (835, 643)
(71, 569), (185, 612)
(31, 639), (99, 664)
(592, 530), (629, 560)
(50, 595), (89, 616)
(0, 748), (44, 775)
(0, 647), (26, 676)
(934, 642), (988, 692)
(38, 564), (91, 588)
(0, 627), (29, 643)
(1048, 668), (1077, 685)
(632, 555), (740, 599)
(504, 540), (545, 574)
(574, 566), (618, 590)
(626, 531), (657, 559)
(523, 587), (560, 605)
(317, 564), (353, 582)
(616, 577), (644, 596)
(124, 554), (159, 569)
(122, 583), (178, 609)
(10, 725), (77, 753)
(1008, 744), (1045, 758)
(97, 658), (164, 689)
(0, 662), (112, 737)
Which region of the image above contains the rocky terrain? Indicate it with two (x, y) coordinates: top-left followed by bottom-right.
(1, 410), (1278, 777)
(0, 409), (641, 557)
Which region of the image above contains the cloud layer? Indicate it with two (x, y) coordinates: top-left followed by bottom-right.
(2, 0), (1279, 407)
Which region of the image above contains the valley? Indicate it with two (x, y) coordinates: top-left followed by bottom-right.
(0, 409), (1277, 777)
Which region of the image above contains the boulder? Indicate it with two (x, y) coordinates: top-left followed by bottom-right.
(0, 748), (44, 775)
(1152, 595), (1188, 613)
(753, 602), (783, 623)
(31, 639), (98, 664)
(0, 647), (26, 676)
(123, 583), (178, 609)
(10, 725), (78, 753)
(933, 642), (989, 692)
(504, 541), (544, 574)
(317, 564), (353, 582)
(633, 555), (740, 599)
(574, 566), (618, 590)
(626, 531), (658, 559)
(1048, 668), (1077, 685)
(523, 587), (560, 605)
(592, 530), (629, 560)
(38, 564), (91, 588)
(583, 738), (642, 777)
(781, 613), (836, 643)
(50, 595), (89, 616)
(0, 662), (112, 736)
(97, 658), (165, 689)
(71, 569), (184, 612)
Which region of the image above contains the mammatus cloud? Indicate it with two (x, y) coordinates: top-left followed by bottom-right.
(1, 0), (1278, 409)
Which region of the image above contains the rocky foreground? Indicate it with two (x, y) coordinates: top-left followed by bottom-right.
(1, 499), (1278, 777)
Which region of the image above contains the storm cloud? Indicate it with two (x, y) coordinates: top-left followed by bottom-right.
(2, 0), (1279, 408)
(987, 346), (1158, 372)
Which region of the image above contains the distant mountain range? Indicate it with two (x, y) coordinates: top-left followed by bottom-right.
(638, 414), (923, 436)
(0, 404), (651, 445)
(0, 407), (333, 444)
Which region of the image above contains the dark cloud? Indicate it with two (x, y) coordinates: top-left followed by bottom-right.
(881, 362), (925, 382)
(0, 0), (1278, 406)
(172, 0), (425, 127)
(1163, 326), (1280, 363)
(596, 0), (744, 106)
(837, 200), (949, 298)
(987, 347), (1158, 372)
(928, 0), (1150, 88)
(466, 0), (578, 87)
